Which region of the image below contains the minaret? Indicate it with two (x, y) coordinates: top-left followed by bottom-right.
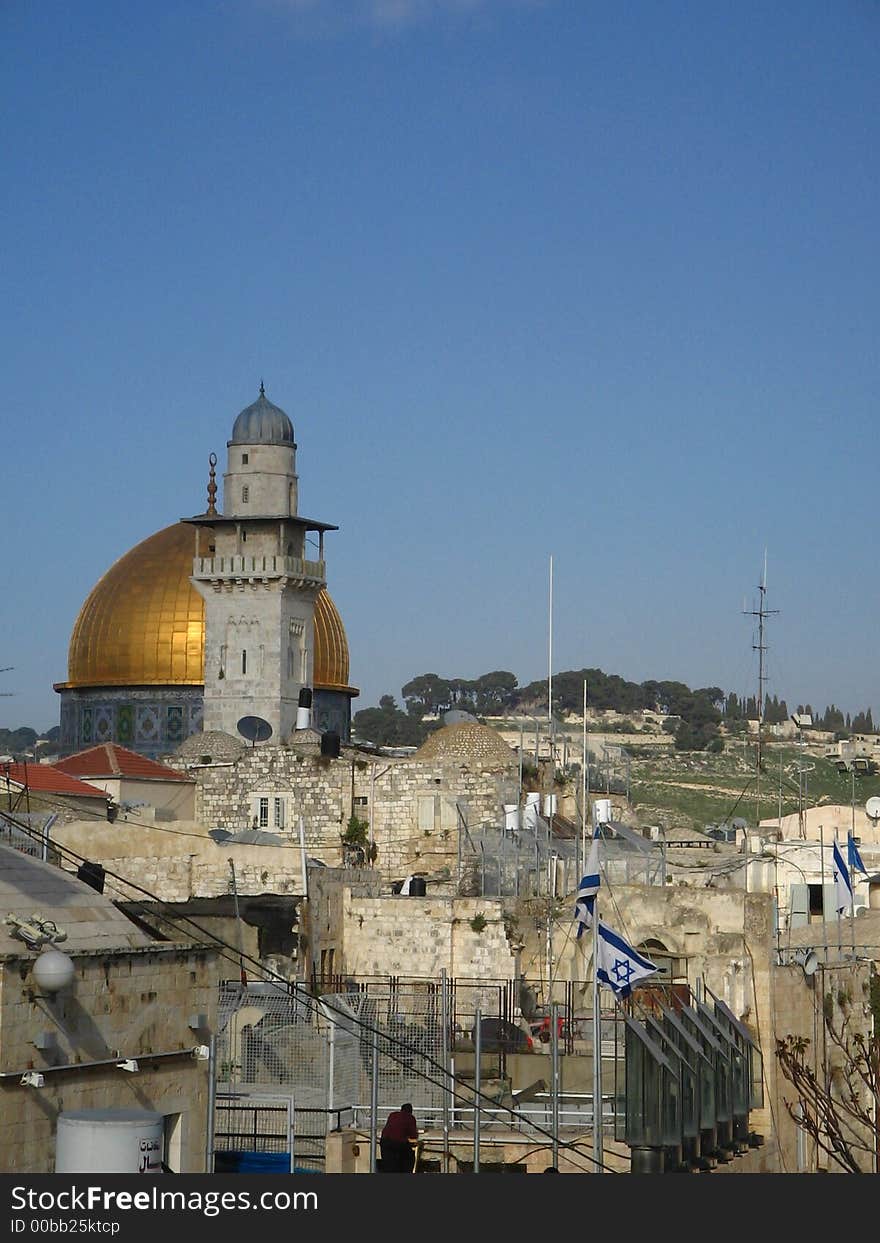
(185, 386), (337, 742)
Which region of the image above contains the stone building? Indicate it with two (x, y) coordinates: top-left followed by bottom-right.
(182, 718), (520, 881)
(0, 844), (217, 1172)
(55, 387), (358, 759)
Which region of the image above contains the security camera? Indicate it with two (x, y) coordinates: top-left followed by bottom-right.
(192, 1045), (210, 1061)
(21, 1072), (45, 1088)
(116, 1059), (139, 1073)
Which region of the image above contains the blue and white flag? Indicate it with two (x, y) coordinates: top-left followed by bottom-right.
(574, 835), (600, 939)
(595, 921), (659, 998)
(832, 839), (854, 914)
(848, 832), (868, 876)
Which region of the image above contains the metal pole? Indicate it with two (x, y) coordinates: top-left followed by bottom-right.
(592, 914), (603, 1171)
(228, 859), (247, 987)
(582, 682), (588, 878)
(440, 969), (451, 1174)
(551, 1001), (560, 1169)
(548, 554), (553, 766)
(519, 723), (523, 799)
(205, 1034), (216, 1174)
(297, 815), (309, 899)
(473, 1004), (481, 1173)
(369, 1026), (379, 1173)
(819, 824), (829, 962)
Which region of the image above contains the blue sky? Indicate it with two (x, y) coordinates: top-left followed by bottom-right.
(2, 0), (878, 730)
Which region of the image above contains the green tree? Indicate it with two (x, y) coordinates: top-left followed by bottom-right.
(401, 674), (452, 717)
(353, 696), (431, 746)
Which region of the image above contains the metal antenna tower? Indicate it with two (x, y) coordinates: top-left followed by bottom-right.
(743, 552), (778, 820)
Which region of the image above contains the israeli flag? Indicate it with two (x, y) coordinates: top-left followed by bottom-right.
(595, 921), (659, 998)
(574, 834), (600, 939)
(832, 839), (854, 914)
(848, 832), (868, 876)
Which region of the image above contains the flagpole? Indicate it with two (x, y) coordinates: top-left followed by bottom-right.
(592, 910), (603, 1172)
(548, 554), (553, 766)
(835, 834), (843, 964)
(582, 681), (588, 874)
(819, 824), (828, 963)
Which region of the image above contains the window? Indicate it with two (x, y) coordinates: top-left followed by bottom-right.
(252, 793), (291, 832)
(241, 528), (247, 542)
(242, 485), (249, 503)
(242, 650), (247, 675)
(418, 796), (437, 831)
(242, 453), (249, 465)
(808, 884), (825, 915)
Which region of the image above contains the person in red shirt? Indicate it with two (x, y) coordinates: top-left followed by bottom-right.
(380, 1102), (419, 1173)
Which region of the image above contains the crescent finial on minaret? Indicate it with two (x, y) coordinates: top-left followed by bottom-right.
(206, 451), (218, 515)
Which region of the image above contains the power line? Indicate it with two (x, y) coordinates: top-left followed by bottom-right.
(0, 808), (618, 1173)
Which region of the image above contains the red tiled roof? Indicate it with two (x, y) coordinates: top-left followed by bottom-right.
(54, 743), (191, 783)
(1, 762), (107, 800)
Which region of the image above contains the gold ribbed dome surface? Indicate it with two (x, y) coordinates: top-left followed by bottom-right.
(61, 522), (353, 692)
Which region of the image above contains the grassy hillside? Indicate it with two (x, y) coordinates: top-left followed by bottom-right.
(628, 741), (880, 833)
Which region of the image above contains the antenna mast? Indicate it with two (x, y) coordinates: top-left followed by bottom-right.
(743, 552), (779, 821)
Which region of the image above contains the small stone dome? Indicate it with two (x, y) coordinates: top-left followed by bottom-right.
(229, 385), (295, 446)
(414, 720), (516, 770)
(173, 730), (246, 765)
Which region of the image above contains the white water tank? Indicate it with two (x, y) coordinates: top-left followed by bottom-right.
(503, 804), (520, 834)
(56, 1110), (164, 1174)
(542, 794), (558, 818)
(593, 798), (612, 827)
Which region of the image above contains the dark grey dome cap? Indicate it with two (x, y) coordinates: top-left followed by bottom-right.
(229, 384), (295, 447)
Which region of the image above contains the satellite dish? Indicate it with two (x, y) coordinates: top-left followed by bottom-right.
(237, 715), (273, 745)
(865, 796), (880, 821)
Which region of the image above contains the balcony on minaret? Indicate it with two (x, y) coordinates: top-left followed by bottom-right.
(193, 553), (326, 588)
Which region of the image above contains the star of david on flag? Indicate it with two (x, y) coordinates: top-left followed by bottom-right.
(595, 921), (659, 998)
(832, 839), (854, 915)
(574, 832), (600, 939)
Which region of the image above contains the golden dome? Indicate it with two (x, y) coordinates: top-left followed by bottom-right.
(58, 522), (354, 693)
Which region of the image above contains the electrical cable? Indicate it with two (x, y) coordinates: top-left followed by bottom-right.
(1, 809), (618, 1173)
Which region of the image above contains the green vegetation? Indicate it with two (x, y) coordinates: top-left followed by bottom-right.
(630, 742), (880, 832)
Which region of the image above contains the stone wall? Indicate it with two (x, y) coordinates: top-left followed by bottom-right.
(340, 893), (517, 980)
(769, 938), (875, 1173)
(188, 745), (518, 882)
(51, 821), (306, 903)
(0, 943), (217, 1173)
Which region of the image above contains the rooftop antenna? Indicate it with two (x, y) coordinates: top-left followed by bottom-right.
(743, 550), (778, 824)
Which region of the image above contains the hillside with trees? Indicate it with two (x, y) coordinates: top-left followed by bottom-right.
(353, 667), (877, 754)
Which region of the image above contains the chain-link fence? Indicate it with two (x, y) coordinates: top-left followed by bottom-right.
(465, 819), (665, 899)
